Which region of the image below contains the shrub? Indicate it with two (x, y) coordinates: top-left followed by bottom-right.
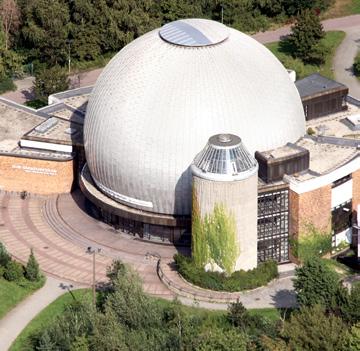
(0, 242), (11, 267)
(4, 260), (24, 281)
(307, 127), (316, 135)
(25, 249), (41, 282)
(283, 304), (348, 351)
(354, 53), (360, 77)
(293, 257), (339, 309)
(174, 254), (278, 292)
(0, 75), (16, 94)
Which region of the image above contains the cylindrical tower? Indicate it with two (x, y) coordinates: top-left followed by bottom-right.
(191, 134), (258, 273)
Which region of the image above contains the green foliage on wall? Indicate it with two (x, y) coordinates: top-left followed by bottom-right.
(192, 191), (239, 275)
(205, 205), (239, 275)
(290, 223), (332, 261)
(191, 190), (208, 268)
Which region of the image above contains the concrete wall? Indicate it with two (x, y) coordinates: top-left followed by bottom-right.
(0, 155), (75, 194)
(193, 174), (258, 271)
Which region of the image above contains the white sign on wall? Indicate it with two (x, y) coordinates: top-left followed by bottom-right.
(12, 164), (57, 176)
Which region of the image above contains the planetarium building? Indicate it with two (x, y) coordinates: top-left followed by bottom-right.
(81, 19), (306, 268)
(1, 18), (359, 273)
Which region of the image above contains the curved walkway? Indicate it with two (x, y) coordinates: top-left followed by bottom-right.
(158, 259), (296, 309)
(334, 27), (360, 99)
(0, 276), (73, 351)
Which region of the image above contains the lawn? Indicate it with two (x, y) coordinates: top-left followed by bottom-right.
(266, 31), (346, 80)
(11, 289), (282, 351)
(10, 289), (91, 351)
(322, 0), (360, 19)
(0, 277), (45, 319)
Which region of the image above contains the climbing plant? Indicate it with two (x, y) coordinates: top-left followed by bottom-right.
(290, 222), (332, 262)
(191, 190), (209, 268)
(192, 195), (239, 275)
(205, 204), (239, 275)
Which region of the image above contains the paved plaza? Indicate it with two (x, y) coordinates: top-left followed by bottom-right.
(0, 190), (296, 309)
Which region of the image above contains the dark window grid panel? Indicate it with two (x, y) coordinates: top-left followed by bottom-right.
(258, 228), (289, 240)
(258, 194), (289, 215)
(257, 240), (289, 263)
(331, 200), (352, 234)
(257, 214), (289, 238)
(258, 192), (289, 206)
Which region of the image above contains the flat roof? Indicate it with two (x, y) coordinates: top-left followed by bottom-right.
(0, 98), (45, 153)
(259, 143), (306, 160)
(38, 102), (84, 125)
(295, 73), (347, 99)
(23, 117), (83, 146)
(306, 101), (360, 139)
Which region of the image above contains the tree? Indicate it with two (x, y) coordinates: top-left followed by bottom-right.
(293, 257), (339, 309)
(354, 53), (360, 77)
(195, 327), (248, 351)
(342, 322), (360, 351)
(341, 283), (360, 324)
(0, 0), (20, 50)
(21, 0), (70, 65)
(34, 65), (69, 103)
(25, 248), (41, 281)
(0, 242), (11, 267)
(286, 9), (327, 64)
(283, 304), (347, 351)
(103, 262), (162, 330)
(227, 299), (250, 330)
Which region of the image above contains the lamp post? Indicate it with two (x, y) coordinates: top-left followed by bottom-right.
(86, 246), (101, 307)
(66, 39), (72, 75)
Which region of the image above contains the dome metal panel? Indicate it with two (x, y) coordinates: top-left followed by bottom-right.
(84, 19), (305, 216)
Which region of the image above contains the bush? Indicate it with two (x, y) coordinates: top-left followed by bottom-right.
(4, 260), (24, 281)
(354, 53), (360, 77)
(0, 75), (16, 94)
(174, 254), (278, 292)
(283, 304), (348, 351)
(25, 249), (41, 282)
(0, 242), (11, 267)
(293, 257), (339, 309)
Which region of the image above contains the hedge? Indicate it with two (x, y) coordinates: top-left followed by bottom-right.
(174, 254), (278, 292)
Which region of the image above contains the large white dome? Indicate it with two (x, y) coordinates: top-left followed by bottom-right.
(84, 19), (305, 216)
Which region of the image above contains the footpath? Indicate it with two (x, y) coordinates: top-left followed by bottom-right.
(0, 276), (78, 351)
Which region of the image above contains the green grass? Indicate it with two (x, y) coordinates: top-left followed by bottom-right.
(350, 0), (360, 13)
(24, 99), (47, 110)
(322, 258), (356, 278)
(0, 277), (45, 320)
(10, 289), (90, 351)
(11, 290), (281, 351)
(154, 296), (282, 322)
(266, 31), (346, 80)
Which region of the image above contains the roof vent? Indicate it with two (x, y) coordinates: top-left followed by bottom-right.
(34, 117), (58, 134)
(218, 134), (232, 143)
